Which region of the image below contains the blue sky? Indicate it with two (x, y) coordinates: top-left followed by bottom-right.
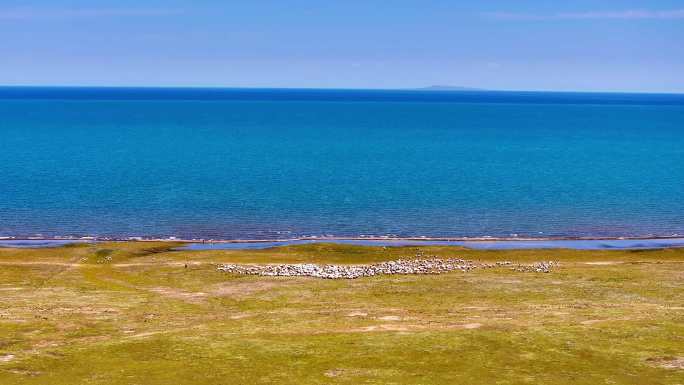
(1, 0), (682, 92)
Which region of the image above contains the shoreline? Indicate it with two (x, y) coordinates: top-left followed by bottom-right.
(1, 234), (683, 243)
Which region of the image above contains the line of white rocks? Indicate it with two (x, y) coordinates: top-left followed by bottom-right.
(217, 258), (558, 279)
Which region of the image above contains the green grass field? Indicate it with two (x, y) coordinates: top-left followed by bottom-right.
(0, 242), (682, 384)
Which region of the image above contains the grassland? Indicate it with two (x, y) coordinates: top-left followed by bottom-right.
(0, 241), (682, 384)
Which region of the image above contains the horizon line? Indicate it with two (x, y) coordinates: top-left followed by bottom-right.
(0, 84), (682, 95)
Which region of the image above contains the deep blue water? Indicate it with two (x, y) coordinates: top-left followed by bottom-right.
(1, 87), (683, 240)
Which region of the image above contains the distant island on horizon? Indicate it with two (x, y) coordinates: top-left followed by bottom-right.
(418, 85), (485, 91)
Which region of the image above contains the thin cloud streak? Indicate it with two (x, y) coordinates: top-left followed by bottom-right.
(0, 7), (182, 20)
(484, 9), (684, 21)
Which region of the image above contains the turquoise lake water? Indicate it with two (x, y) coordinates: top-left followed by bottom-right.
(1, 87), (683, 240)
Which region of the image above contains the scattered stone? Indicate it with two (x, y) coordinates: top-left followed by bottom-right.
(218, 256), (558, 279)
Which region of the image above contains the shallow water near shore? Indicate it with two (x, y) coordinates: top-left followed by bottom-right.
(0, 239), (88, 248)
(1, 87), (683, 239)
(179, 237), (684, 250)
(4, 237), (684, 250)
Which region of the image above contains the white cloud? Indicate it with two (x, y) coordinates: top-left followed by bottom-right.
(0, 7), (182, 20)
(483, 9), (684, 21)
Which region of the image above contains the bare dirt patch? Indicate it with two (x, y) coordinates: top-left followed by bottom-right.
(581, 318), (628, 325)
(229, 313), (253, 320)
(355, 324), (413, 332)
(584, 262), (620, 265)
(646, 356), (684, 370)
(8, 368), (41, 376)
(462, 306), (489, 311)
(324, 369), (343, 378)
(346, 311), (368, 317)
(324, 368), (379, 378)
(0, 354), (16, 362)
(127, 330), (166, 339)
(149, 287), (207, 303)
(126, 324), (207, 339)
(210, 279), (293, 299)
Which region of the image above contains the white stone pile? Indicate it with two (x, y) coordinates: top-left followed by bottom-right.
(217, 257), (558, 279)
(512, 261), (558, 273)
(218, 258), (476, 279)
